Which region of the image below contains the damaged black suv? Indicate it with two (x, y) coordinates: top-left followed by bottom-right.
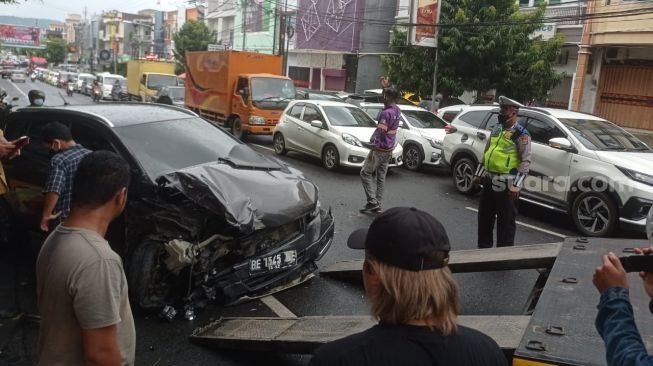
(2, 103), (335, 309)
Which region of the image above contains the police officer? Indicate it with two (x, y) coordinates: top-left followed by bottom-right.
(28, 89), (46, 107)
(472, 96), (532, 248)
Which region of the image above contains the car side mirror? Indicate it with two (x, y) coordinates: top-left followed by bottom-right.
(549, 137), (574, 151)
(310, 120), (323, 129)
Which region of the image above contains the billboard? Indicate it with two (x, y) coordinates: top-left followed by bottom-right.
(295, 0), (365, 52)
(0, 24), (41, 47)
(409, 0), (440, 48)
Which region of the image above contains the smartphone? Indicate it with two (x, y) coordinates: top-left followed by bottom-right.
(620, 254), (653, 273)
(13, 136), (29, 150)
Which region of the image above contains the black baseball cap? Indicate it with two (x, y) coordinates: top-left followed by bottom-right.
(347, 207), (451, 271)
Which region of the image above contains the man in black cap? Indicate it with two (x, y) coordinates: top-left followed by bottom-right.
(472, 96), (531, 248)
(309, 207), (507, 366)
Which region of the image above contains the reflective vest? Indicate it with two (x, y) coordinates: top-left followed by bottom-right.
(483, 127), (520, 174)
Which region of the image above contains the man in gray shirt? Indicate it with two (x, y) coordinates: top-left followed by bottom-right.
(36, 151), (135, 366)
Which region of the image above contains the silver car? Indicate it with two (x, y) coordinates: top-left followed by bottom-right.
(273, 100), (403, 171)
(10, 72), (26, 83)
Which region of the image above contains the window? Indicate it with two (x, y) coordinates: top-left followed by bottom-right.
(322, 106), (377, 127)
(236, 77), (249, 101)
(525, 118), (566, 145)
(287, 104), (304, 118)
(362, 107), (383, 121)
(402, 110), (447, 129)
(442, 111), (459, 123)
(558, 118), (649, 151)
(71, 121), (116, 152)
(245, 0), (265, 32)
(484, 113), (527, 132)
(456, 111), (488, 128)
(302, 105), (323, 123)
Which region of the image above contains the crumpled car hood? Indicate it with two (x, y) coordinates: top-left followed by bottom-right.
(158, 159), (318, 234)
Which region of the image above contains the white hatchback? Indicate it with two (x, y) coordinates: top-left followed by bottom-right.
(360, 103), (448, 171)
(273, 100), (403, 171)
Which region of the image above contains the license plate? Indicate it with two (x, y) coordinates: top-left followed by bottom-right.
(249, 250), (297, 275)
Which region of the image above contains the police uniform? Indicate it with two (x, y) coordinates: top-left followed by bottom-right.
(475, 96), (532, 248)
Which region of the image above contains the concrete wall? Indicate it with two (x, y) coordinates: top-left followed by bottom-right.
(580, 47), (603, 114)
(592, 0), (653, 45)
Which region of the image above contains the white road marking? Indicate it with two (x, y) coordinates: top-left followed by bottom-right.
(464, 206), (567, 239)
(5, 80), (29, 99)
(260, 295), (296, 318)
(249, 143), (275, 152)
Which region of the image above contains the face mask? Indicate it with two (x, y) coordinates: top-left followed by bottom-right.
(33, 98), (44, 106)
(498, 114), (508, 125)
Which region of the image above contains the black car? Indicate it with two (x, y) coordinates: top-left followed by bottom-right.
(2, 104), (335, 310)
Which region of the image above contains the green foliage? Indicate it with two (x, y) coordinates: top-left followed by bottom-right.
(382, 0), (564, 103)
(45, 38), (67, 64)
(173, 20), (216, 74)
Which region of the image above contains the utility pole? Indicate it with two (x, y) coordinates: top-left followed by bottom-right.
(241, 0), (247, 51)
(430, 47), (439, 113)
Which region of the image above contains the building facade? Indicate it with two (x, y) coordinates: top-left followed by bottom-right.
(571, 0), (653, 130)
(206, 0), (236, 49)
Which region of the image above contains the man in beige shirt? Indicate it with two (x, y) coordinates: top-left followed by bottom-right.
(36, 151), (135, 366)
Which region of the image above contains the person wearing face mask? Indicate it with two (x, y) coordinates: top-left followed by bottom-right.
(28, 89), (46, 107)
(40, 122), (91, 232)
(471, 96), (531, 248)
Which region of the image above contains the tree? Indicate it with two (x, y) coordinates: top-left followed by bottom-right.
(173, 20), (216, 74)
(45, 38), (67, 64)
(382, 0), (564, 103)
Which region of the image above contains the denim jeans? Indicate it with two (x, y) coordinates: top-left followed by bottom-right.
(596, 287), (653, 366)
(360, 150), (392, 206)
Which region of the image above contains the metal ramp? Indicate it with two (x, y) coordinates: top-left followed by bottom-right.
(191, 315), (531, 354)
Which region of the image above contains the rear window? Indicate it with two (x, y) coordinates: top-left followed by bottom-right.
(455, 110), (488, 128)
(442, 111), (459, 123)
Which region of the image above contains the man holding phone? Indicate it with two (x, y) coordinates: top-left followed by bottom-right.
(593, 248), (653, 365)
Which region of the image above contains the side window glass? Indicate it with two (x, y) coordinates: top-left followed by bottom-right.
(442, 111), (458, 123)
(485, 113), (528, 132)
(287, 104), (304, 118)
(456, 111), (487, 128)
(525, 118), (566, 144)
(302, 106), (322, 123)
(236, 78), (249, 98)
(71, 122), (116, 152)
(140, 75), (146, 85)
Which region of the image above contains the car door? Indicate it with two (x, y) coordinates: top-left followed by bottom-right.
(521, 116), (571, 203)
(395, 113), (411, 146)
(447, 110), (491, 162)
(3, 115), (72, 230)
(299, 104), (325, 156)
(281, 103), (305, 151)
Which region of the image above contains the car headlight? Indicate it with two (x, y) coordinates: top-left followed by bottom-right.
(342, 133), (363, 147)
(249, 116), (266, 125)
(618, 167), (653, 187)
(423, 135), (443, 148)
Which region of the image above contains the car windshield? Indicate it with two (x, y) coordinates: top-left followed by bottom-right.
(168, 87), (184, 100)
(147, 74), (178, 89)
(115, 118), (239, 179)
(251, 78), (295, 101)
(559, 118), (650, 151)
(402, 110), (447, 129)
(323, 106), (377, 127)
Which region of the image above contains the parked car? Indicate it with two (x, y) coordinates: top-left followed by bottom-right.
(2, 103), (335, 309)
(10, 72), (26, 83)
(442, 105), (653, 237)
(273, 100), (403, 171)
(344, 93), (414, 107)
(295, 88), (343, 102)
(436, 104), (468, 123)
(360, 103), (448, 171)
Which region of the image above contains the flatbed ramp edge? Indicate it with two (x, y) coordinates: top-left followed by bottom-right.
(190, 315), (531, 354)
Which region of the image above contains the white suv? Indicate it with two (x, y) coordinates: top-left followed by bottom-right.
(360, 103), (448, 171)
(442, 106), (653, 236)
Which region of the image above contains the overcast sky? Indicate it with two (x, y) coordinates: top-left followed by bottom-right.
(2, 0), (185, 21)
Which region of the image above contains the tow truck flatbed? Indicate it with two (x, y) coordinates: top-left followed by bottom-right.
(192, 238), (652, 365)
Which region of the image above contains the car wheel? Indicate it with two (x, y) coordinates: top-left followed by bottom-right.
(231, 117), (247, 140)
(322, 145), (340, 171)
(403, 145), (422, 171)
(273, 133), (287, 155)
(572, 191), (617, 237)
(453, 157), (480, 195)
(128, 240), (171, 309)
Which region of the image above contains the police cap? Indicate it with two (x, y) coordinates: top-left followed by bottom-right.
(498, 96), (523, 109)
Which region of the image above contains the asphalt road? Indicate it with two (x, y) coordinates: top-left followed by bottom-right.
(0, 79), (641, 366)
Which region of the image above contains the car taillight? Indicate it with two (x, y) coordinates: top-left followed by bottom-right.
(444, 124), (457, 134)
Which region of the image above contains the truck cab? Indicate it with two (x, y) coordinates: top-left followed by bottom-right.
(230, 74), (296, 139)
(139, 72), (179, 102)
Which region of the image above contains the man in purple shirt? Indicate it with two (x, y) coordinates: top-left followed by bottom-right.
(360, 86), (400, 213)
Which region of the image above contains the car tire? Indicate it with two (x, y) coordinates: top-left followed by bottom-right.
(571, 190), (618, 237)
(128, 240), (170, 309)
(453, 157), (480, 195)
(403, 144), (423, 171)
(231, 117), (247, 140)
(322, 144), (340, 171)
(273, 133), (287, 155)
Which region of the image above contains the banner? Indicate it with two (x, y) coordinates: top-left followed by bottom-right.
(0, 24), (41, 47)
(409, 0), (440, 48)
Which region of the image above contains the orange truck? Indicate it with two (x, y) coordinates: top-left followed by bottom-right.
(185, 51), (296, 139)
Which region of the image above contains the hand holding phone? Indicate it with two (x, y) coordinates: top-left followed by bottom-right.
(13, 136), (29, 151)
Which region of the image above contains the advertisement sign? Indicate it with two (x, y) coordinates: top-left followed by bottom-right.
(409, 0), (440, 48)
(295, 0), (365, 52)
(0, 24), (41, 47)
(531, 23), (557, 40)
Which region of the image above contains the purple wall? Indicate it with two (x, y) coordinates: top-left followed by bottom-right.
(296, 0), (365, 52)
